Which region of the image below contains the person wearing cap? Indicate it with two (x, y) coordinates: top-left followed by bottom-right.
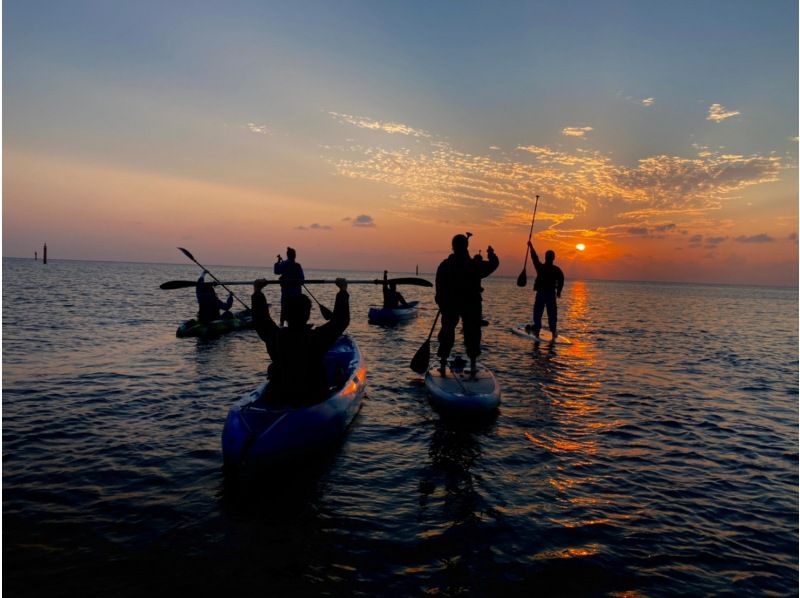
(435, 234), (499, 377)
(252, 277), (350, 406)
(526, 240), (565, 340)
(195, 270), (233, 324)
(274, 247), (305, 326)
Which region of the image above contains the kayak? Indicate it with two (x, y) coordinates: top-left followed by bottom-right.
(221, 335), (366, 468)
(509, 323), (572, 344)
(424, 359), (500, 415)
(175, 310), (252, 338)
(368, 301), (419, 324)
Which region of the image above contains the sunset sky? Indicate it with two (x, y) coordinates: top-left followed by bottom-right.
(4, 1), (798, 285)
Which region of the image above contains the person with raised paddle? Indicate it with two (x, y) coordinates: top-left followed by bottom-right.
(251, 276), (350, 407)
(196, 270), (234, 324)
(526, 240), (564, 341)
(434, 233), (499, 378)
(274, 246), (305, 326)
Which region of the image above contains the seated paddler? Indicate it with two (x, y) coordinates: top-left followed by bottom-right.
(196, 270), (234, 324)
(252, 277), (350, 406)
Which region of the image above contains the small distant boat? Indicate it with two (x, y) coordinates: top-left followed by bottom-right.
(221, 335), (366, 469)
(424, 358), (500, 416)
(175, 309), (253, 338)
(368, 300), (419, 324)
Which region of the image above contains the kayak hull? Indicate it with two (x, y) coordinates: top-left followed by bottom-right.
(221, 335), (366, 468)
(176, 310), (253, 338)
(368, 301), (419, 323)
(424, 361), (500, 415)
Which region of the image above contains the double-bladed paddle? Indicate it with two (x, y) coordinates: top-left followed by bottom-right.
(516, 195), (540, 288)
(160, 277), (433, 290)
(410, 310), (441, 374)
(177, 247), (250, 310)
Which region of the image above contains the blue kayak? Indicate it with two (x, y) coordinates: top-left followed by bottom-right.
(368, 300), (419, 324)
(221, 335), (366, 468)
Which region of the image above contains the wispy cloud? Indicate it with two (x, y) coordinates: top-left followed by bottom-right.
(246, 122), (270, 135)
(707, 103), (740, 123)
(562, 126), (593, 138)
(642, 98), (655, 107)
(734, 233), (774, 243)
(328, 112), (430, 137)
(295, 222), (332, 230)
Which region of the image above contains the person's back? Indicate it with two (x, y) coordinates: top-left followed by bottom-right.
(196, 272), (233, 323)
(533, 252), (564, 293)
(252, 278), (349, 406)
(436, 248), (498, 311)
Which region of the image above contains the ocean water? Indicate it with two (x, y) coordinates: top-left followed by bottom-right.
(3, 257), (798, 596)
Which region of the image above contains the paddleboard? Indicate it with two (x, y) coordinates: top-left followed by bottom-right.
(424, 361), (500, 415)
(510, 323), (572, 344)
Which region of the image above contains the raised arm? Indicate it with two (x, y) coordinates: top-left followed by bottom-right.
(251, 279), (279, 344)
(528, 240), (542, 269)
(479, 246), (500, 278)
(313, 279), (350, 348)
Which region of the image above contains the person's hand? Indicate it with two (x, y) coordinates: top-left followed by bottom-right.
(487, 245), (495, 255)
(276, 254), (282, 262)
(335, 278), (348, 291)
(254, 278), (268, 292)
(527, 240), (533, 250)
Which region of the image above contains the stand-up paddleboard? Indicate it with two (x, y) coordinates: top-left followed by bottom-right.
(424, 359), (500, 415)
(510, 323), (572, 344)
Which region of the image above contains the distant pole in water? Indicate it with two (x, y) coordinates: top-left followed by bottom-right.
(416, 264), (419, 275)
(35, 251), (38, 261)
(43, 243), (47, 264)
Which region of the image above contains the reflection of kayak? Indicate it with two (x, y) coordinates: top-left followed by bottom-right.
(368, 300), (419, 323)
(509, 323), (572, 344)
(221, 335), (366, 468)
(176, 309), (252, 338)
(424, 360), (500, 415)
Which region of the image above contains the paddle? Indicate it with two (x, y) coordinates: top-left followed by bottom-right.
(302, 284), (334, 320)
(160, 277), (433, 290)
(516, 194), (540, 288)
(410, 310), (441, 374)
(177, 247), (250, 311)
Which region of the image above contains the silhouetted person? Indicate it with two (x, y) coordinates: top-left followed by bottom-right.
(527, 240), (564, 340)
(435, 234), (499, 377)
(196, 271), (233, 324)
(382, 270), (408, 309)
(274, 247), (305, 326)
(252, 277), (350, 406)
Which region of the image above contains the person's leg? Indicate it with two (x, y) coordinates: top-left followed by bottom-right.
(463, 306), (482, 375)
(546, 293), (558, 338)
(437, 311), (459, 374)
(532, 293), (546, 337)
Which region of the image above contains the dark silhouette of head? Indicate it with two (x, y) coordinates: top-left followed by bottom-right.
(452, 234), (469, 253)
(284, 294), (311, 326)
(286, 247), (296, 260)
(198, 282), (216, 294)
(545, 250), (555, 264)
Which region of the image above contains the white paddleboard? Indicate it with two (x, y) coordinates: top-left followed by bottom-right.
(424, 361), (501, 415)
(510, 323), (572, 344)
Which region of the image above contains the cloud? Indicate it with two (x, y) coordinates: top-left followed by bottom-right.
(707, 104), (740, 123)
(653, 223), (676, 232)
(734, 233), (775, 243)
(562, 126), (593, 138)
(351, 214), (376, 227)
(296, 223), (332, 230)
(329, 112), (431, 137)
(789, 232), (797, 241)
(705, 236), (728, 246)
(627, 227), (649, 235)
(642, 98), (655, 107)
(246, 122), (270, 135)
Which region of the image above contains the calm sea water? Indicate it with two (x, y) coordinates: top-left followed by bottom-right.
(3, 257), (798, 596)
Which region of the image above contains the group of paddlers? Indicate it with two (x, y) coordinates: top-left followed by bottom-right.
(193, 235), (564, 405)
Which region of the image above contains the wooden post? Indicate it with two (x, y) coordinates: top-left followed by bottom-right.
(35, 251), (38, 261)
(43, 243), (47, 264)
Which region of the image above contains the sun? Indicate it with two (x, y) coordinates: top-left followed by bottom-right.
(576, 243), (586, 251)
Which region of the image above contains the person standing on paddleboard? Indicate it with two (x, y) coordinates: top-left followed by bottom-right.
(251, 277), (350, 406)
(526, 240), (564, 340)
(195, 270), (233, 324)
(274, 247), (305, 326)
(435, 234), (499, 377)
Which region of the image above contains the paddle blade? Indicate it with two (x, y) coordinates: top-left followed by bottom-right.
(410, 340), (431, 374)
(160, 280), (198, 290)
(177, 247), (196, 262)
(387, 277), (433, 287)
(516, 269), (527, 287)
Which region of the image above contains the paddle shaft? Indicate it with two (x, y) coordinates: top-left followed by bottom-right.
(177, 247), (250, 310)
(520, 195), (540, 270)
(161, 277), (432, 290)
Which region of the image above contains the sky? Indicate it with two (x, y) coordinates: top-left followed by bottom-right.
(3, 0), (798, 285)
